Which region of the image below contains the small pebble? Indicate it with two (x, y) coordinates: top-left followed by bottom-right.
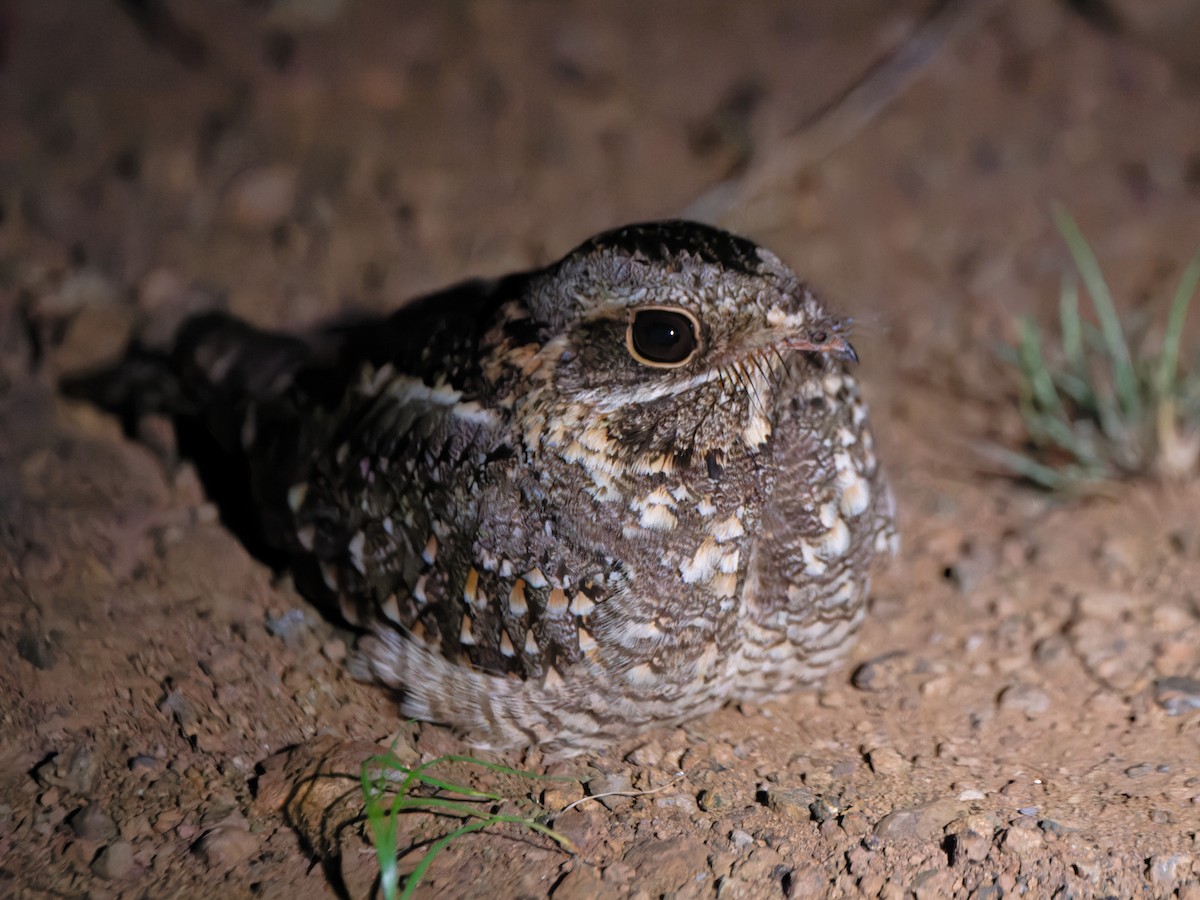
(70, 804), (117, 842)
(654, 793), (697, 812)
(997, 683), (1051, 718)
(1154, 677), (1200, 715)
(541, 782), (585, 810)
(873, 799), (961, 842)
(264, 608), (311, 646)
(193, 823), (261, 870)
(1038, 819), (1074, 835)
(585, 771), (633, 810)
(760, 786), (816, 822)
(1003, 824), (1044, 856)
(321, 638), (347, 663)
(91, 840), (135, 880)
(128, 755), (163, 775)
(1148, 853), (1193, 885)
(867, 747), (910, 775)
(624, 740), (666, 768)
(950, 829), (992, 863)
(16, 629), (59, 670)
(851, 651), (907, 691)
(153, 809), (183, 834)
(697, 789), (725, 812)
(810, 796), (841, 824)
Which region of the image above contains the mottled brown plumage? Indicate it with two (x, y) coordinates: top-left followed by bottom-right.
(71, 220), (896, 752)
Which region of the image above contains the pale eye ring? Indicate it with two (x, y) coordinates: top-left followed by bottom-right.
(626, 306), (702, 368)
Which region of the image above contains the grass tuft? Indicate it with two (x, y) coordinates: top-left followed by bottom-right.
(360, 743), (578, 900)
(992, 205), (1200, 489)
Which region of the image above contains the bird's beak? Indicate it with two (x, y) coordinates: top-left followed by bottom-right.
(782, 332), (859, 364)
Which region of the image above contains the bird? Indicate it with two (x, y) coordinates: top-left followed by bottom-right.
(67, 220), (897, 753)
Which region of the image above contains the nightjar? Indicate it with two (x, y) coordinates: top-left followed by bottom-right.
(70, 220), (897, 752)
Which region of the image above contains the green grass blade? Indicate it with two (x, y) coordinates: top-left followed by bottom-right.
(361, 764), (401, 900)
(977, 442), (1078, 491)
(1052, 203), (1141, 421)
(1057, 272), (1096, 410)
(397, 815), (576, 900)
(1060, 272), (1084, 376)
(361, 747), (580, 900)
(399, 819), (495, 900)
(1156, 251), (1200, 398)
(1018, 318), (1065, 417)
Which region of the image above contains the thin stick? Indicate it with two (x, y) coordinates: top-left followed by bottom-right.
(685, 0), (1007, 229)
(558, 771), (687, 813)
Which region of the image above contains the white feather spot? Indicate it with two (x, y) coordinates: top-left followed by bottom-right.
(287, 482), (308, 512)
(680, 539), (722, 583)
(508, 580), (529, 616)
(839, 475), (871, 517)
(451, 400), (497, 424)
(800, 542), (827, 577)
(577, 627), (597, 654)
(543, 666), (565, 691)
(818, 518), (851, 559)
(380, 593), (402, 625)
(321, 561), (339, 591)
(638, 505), (678, 531)
(499, 630), (516, 657)
(570, 594), (596, 617)
(710, 513), (745, 542)
(348, 532), (369, 574)
(742, 414), (772, 447)
(711, 572), (738, 598)
(296, 525), (315, 552)
(408, 621), (428, 646)
(852, 400), (869, 428)
(547, 588), (569, 614)
(626, 663), (657, 686)
(616, 619), (663, 647)
(670, 484), (693, 503)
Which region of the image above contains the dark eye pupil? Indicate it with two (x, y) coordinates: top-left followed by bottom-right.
(630, 310), (697, 364)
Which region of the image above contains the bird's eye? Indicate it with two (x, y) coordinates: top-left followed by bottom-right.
(626, 307), (701, 368)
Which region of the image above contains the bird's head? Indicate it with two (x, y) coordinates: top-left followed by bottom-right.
(490, 221), (858, 477)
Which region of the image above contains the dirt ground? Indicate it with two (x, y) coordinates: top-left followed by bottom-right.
(3, 0), (1200, 897)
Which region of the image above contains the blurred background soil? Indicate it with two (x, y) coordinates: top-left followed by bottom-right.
(2, 0), (1200, 896)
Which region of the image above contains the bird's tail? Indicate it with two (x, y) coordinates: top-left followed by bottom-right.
(62, 312), (314, 447)
(61, 312), (324, 564)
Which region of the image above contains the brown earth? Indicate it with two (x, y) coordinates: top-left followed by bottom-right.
(3, 1), (1200, 897)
